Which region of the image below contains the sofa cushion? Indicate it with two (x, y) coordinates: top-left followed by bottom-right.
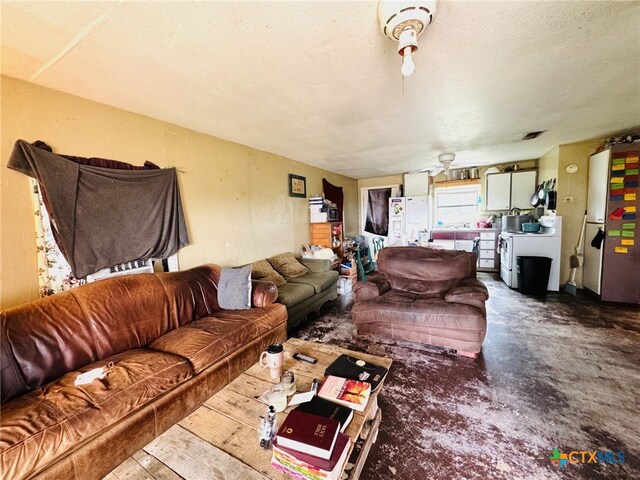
(268, 253), (310, 279)
(218, 266), (252, 310)
(288, 270), (339, 294)
(352, 293), (485, 331)
(377, 247), (476, 295)
(251, 259), (286, 287)
(0, 264), (221, 404)
(149, 304), (287, 373)
(275, 283), (315, 308)
(0, 349), (192, 480)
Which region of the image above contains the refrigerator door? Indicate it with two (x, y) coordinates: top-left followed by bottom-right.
(388, 197), (406, 245)
(583, 223), (604, 295)
(587, 150), (610, 223)
(405, 196), (429, 242)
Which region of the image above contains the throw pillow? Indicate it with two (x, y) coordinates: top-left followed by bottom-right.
(251, 259), (287, 287)
(218, 265), (252, 310)
(268, 253), (310, 280)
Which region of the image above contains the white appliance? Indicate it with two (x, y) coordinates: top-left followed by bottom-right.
(499, 217), (563, 291)
(388, 196), (430, 245)
(583, 149), (610, 294)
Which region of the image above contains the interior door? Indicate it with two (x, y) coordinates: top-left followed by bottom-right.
(583, 223), (604, 294)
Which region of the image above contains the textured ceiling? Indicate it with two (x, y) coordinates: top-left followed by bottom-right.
(2, 1), (639, 178)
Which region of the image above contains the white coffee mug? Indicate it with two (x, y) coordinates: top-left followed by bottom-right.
(260, 344), (284, 379)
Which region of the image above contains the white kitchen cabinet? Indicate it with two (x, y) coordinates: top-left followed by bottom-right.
(486, 173), (511, 210)
(511, 170), (538, 209)
(486, 170), (537, 211)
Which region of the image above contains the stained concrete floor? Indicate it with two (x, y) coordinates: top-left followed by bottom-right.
(291, 273), (640, 480)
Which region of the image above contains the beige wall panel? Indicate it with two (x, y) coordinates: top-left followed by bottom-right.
(0, 76), (356, 308)
(556, 140), (602, 288)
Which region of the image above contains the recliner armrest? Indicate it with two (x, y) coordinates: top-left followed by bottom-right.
(444, 278), (489, 308)
(353, 276), (391, 303)
(297, 257), (331, 273)
(251, 280), (278, 308)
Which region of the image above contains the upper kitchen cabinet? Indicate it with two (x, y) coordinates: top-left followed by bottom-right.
(486, 170), (537, 211)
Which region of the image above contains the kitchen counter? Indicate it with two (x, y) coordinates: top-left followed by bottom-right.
(431, 227), (500, 232)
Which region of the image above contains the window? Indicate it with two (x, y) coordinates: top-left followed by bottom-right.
(433, 185), (481, 227)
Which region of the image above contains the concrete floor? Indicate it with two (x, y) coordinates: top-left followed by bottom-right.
(292, 273), (640, 480)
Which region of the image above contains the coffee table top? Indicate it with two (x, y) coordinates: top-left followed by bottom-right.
(107, 338), (392, 480)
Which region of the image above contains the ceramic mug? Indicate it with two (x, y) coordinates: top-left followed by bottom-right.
(260, 344), (284, 379)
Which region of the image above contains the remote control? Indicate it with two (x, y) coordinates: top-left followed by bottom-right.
(293, 353), (317, 364)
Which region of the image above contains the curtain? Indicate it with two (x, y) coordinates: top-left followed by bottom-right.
(30, 179), (86, 296)
(322, 179), (344, 221)
(365, 188), (392, 236)
(9, 140), (189, 278)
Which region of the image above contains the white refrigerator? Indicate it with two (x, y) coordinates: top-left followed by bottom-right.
(583, 149), (609, 294)
(388, 196), (429, 245)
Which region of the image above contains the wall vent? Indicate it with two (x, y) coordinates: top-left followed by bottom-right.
(522, 130), (546, 140)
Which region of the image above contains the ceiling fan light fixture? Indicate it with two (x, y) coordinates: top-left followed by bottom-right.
(438, 153), (455, 170)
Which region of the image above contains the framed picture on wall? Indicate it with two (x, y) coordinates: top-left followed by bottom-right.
(288, 174), (306, 198)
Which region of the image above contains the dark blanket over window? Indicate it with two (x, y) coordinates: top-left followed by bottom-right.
(8, 139), (190, 278)
(365, 188), (391, 236)
(322, 178), (343, 221)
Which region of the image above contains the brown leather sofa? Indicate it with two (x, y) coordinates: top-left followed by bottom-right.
(352, 247), (488, 358)
(0, 264), (287, 480)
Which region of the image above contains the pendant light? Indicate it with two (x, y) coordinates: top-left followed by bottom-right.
(378, 0), (438, 77)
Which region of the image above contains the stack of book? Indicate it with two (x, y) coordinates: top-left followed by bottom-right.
(272, 398), (353, 480)
(271, 355), (389, 480)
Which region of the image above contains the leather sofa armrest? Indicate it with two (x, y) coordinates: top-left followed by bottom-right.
(353, 276), (391, 304)
(251, 280), (278, 308)
(445, 278), (489, 308)
(369, 275), (391, 296)
(353, 282), (379, 303)
(297, 257), (331, 273)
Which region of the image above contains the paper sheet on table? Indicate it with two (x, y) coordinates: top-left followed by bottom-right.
(288, 391), (315, 406)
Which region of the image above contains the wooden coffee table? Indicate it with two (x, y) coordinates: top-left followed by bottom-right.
(105, 338), (392, 480)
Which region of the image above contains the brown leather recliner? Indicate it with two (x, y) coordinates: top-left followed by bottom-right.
(0, 265), (287, 480)
(352, 247), (488, 357)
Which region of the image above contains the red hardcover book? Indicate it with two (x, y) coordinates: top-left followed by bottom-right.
(276, 410), (340, 460)
(274, 432), (350, 472)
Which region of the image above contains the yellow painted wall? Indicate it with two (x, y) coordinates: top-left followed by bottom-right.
(537, 146), (560, 185)
(556, 140), (603, 288)
(537, 140), (603, 288)
(0, 76), (357, 308)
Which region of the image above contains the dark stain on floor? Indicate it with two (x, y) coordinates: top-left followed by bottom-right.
(290, 273), (640, 480)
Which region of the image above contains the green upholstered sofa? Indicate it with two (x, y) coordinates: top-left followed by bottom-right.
(251, 256), (339, 331)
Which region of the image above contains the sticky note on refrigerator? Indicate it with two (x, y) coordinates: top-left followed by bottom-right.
(622, 223), (636, 230)
(621, 230), (635, 238)
(612, 164), (625, 171)
(608, 230), (621, 237)
(624, 193), (637, 201)
(613, 158), (625, 165)
(626, 168), (639, 175)
(621, 239), (634, 246)
(625, 206), (637, 213)
(627, 156), (639, 163)
(614, 246), (628, 254)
